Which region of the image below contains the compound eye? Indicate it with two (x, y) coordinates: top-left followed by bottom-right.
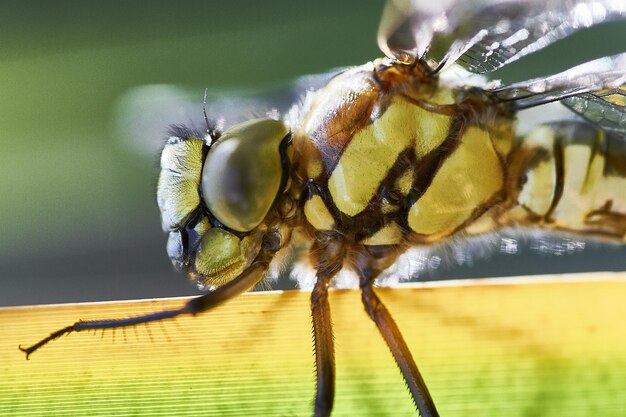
(201, 119), (289, 232)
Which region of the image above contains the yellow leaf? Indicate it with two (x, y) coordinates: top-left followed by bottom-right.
(2, 273), (626, 416)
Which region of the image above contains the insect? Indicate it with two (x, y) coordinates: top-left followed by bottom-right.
(20, 0), (626, 416)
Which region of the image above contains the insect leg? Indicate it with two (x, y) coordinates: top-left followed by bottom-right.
(19, 260), (269, 359)
(311, 269), (336, 417)
(360, 281), (439, 417)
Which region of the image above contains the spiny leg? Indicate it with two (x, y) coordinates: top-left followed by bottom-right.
(19, 260), (269, 358)
(361, 280), (439, 417)
(311, 269), (337, 417)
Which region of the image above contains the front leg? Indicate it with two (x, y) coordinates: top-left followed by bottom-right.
(360, 277), (439, 417)
(19, 233), (282, 358)
(19, 260), (270, 358)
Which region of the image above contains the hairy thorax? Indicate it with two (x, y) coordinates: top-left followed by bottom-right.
(288, 61), (515, 273)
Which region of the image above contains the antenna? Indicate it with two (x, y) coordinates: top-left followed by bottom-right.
(203, 88), (210, 134)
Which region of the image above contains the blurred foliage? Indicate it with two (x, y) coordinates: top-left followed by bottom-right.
(0, 1), (624, 306)
(0, 0), (384, 305)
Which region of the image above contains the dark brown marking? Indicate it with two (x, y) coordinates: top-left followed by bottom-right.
(351, 148), (416, 241)
(544, 137), (565, 222)
(407, 117), (466, 208)
(604, 131), (626, 177)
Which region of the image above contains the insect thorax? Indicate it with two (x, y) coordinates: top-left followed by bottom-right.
(289, 61), (516, 255)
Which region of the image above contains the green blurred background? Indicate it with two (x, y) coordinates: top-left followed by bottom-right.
(1, 0), (625, 306)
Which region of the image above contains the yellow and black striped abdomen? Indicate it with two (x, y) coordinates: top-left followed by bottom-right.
(505, 122), (626, 240)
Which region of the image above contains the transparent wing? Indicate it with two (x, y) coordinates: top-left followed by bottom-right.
(378, 0), (626, 73)
(490, 53), (626, 107)
(490, 53), (626, 136)
(561, 85), (626, 135)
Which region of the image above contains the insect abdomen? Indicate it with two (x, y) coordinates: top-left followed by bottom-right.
(504, 122), (626, 240)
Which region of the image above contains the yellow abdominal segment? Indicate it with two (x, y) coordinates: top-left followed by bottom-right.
(408, 127), (504, 237)
(505, 123), (626, 240)
(328, 98), (451, 216)
(516, 126), (557, 217)
(552, 131), (626, 234)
